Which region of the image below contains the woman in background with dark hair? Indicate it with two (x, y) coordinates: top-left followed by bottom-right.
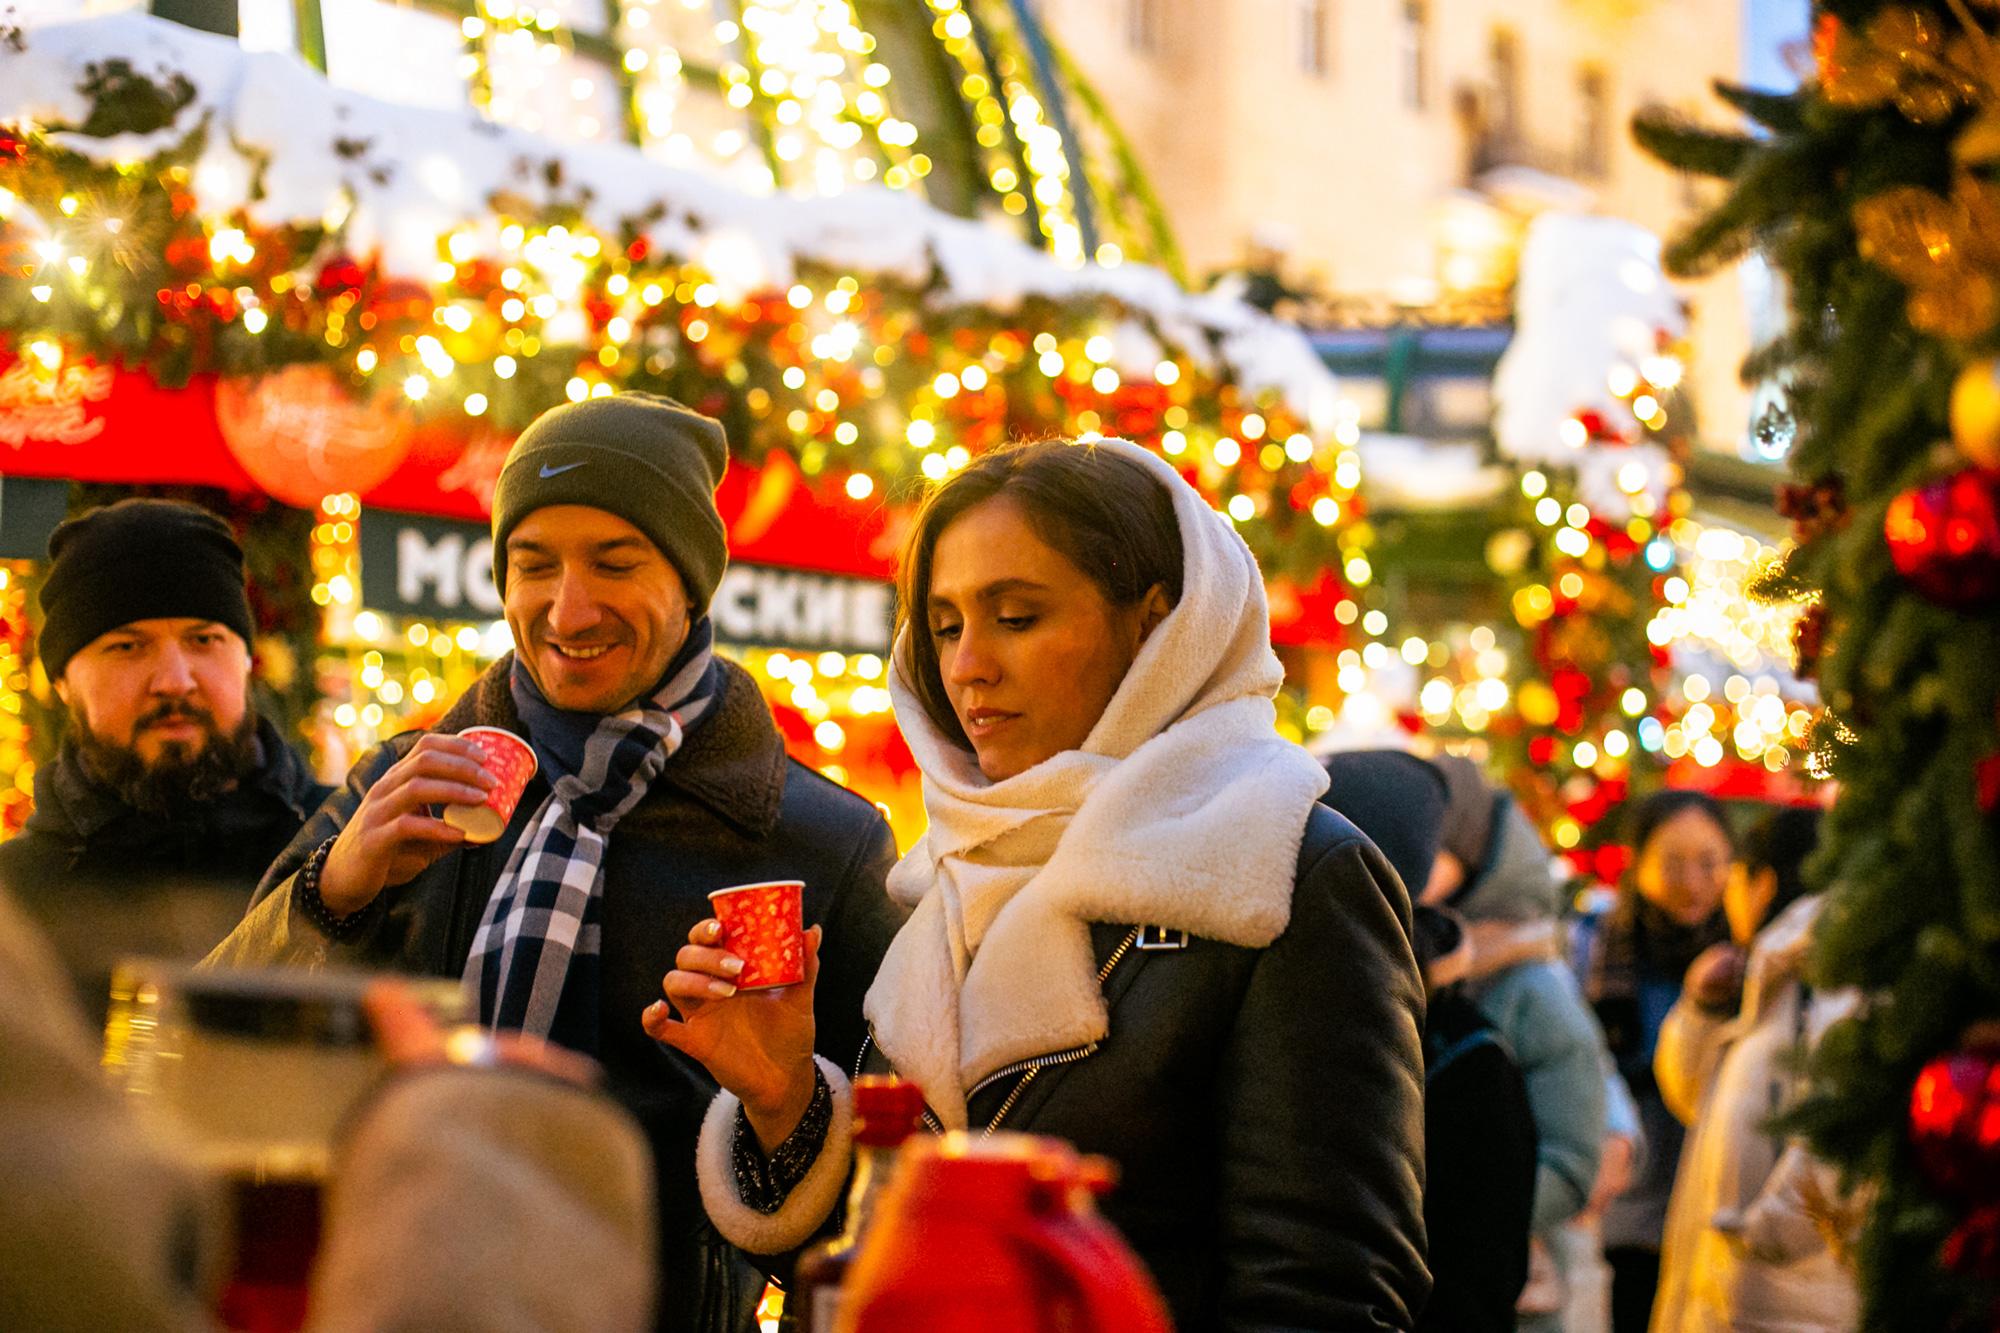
(651, 437), (1431, 1331)
(1651, 805), (1859, 1333)
(1585, 789), (1735, 1333)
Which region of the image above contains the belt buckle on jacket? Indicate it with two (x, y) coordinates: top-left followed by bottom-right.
(1136, 924), (1189, 951)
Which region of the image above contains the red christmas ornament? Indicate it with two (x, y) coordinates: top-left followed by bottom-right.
(1884, 468), (2000, 609)
(1910, 1046), (2000, 1198)
(0, 130), (26, 163)
(1527, 735), (1559, 767)
(314, 255), (368, 299)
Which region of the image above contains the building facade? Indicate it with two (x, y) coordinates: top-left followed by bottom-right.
(1035, 0), (1758, 448)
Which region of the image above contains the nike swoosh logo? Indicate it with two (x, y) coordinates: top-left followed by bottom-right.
(539, 462), (586, 478)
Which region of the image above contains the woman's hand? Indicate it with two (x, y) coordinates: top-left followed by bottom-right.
(644, 920), (822, 1151)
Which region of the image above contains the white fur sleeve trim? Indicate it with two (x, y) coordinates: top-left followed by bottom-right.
(696, 1055), (854, 1255)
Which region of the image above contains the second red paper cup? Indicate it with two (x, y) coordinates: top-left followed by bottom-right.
(708, 880), (806, 989)
(446, 726), (538, 844)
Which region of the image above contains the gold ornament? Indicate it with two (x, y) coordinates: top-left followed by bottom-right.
(1854, 186), (1964, 285)
(1953, 107), (2000, 164)
(1951, 357), (2000, 466)
(1518, 681), (1561, 728)
(1909, 272), (2000, 339)
(1817, 14), (1902, 106)
(1853, 180), (2000, 338)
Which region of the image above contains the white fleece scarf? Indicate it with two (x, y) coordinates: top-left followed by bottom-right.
(863, 439), (1330, 1129)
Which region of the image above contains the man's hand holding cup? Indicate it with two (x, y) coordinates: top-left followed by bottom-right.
(318, 732), (528, 917)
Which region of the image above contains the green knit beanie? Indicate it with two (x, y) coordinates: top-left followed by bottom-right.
(490, 394), (730, 610)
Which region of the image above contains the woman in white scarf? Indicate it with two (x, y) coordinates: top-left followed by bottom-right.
(648, 439), (1429, 1330)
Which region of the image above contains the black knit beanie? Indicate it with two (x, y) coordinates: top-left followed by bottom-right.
(490, 393), (730, 610)
(38, 499), (255, 680)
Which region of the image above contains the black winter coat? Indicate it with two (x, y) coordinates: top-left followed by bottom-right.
(208, 656), (906, 1333)
(0, 714), (329, 1026)
(854, 803), (1431, 1332)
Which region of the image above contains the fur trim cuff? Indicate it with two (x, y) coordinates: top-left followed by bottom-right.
(696, 1056), (853, 1255)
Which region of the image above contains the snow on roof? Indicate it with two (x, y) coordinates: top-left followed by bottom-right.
(0, 13), (1340, 424)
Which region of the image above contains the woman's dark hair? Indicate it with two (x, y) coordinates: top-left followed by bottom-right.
(1739, 805), (1824, 923)
(1625, 788), (1731, 858)
(896, 439), (1184, 749)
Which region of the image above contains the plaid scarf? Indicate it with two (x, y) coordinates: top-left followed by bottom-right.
(462, 622), (719, 1052)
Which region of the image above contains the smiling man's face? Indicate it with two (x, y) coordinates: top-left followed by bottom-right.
(503, 505), (692, 713)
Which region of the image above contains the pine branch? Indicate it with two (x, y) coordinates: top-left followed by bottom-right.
(1633, 106), (1754, 179)
(1713, 81), (1809, 136)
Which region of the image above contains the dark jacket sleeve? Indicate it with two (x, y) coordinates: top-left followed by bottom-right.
(809, 814), (904, 1075)
(203, 736), (422, 971)
(1216, 835), (1431, 1332)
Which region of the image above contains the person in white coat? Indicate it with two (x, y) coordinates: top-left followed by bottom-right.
(1650, 806), (1860, 1333)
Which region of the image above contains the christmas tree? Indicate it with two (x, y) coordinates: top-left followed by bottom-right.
(1638, 8), (2000, 1325)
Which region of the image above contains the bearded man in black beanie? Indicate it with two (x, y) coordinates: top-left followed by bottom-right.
(210, 393), (905, 1333)
(0, 499), (330, 1023)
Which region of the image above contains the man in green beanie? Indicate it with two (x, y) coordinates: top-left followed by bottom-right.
(212, 394), (905, 1333)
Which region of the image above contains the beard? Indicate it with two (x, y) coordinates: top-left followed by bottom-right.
(71, 698), (261, 817)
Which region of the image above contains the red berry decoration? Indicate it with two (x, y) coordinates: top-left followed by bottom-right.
(1792, 602), (1829, 679)
(1884, 468), (2000, 609)
(1944, 1205), (2000, 1281)
(1980, 755), (2000, 816)
(1910, 1047), (2000, 1198)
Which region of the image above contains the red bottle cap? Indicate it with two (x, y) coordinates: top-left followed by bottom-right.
(854, 1075), (926, 1147)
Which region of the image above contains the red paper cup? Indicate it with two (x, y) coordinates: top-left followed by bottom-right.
(708, 881), (806, 990)
(444, 726), (537, 844)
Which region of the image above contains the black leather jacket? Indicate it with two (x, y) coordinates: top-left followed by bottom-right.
(209, 655), (906, 1333)
(859, 803), (1431, 1332)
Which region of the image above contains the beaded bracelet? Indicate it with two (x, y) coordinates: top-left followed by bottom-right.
(731, 1064), (834, 1215)
(295, 835), (370, 942)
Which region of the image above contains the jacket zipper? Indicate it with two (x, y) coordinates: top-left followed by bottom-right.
(970, 926), (1142, 1133)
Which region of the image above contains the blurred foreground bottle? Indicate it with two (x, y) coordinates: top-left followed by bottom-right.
(103, 961), (462, 1333)
(835, 1132), (1174, 1333)
(792, 1075), (927, 1333)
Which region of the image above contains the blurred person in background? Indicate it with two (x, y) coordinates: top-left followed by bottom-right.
(0, 875), (656, 1332)
(1584, 790), (1736, 1333)
(1323, 746), (1537, 1331)
(1423, 755), (1611, 1330)
(0, 499), (329, 1025)
(1650, 805), (1859, 1332)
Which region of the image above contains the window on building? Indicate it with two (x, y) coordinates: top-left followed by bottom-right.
(1297, 0), (1332, 78)
(1577, 65), (1611, 176)
(1126, 0), (1161, 53)
(1489, 27), (1520, 145)
(1399, 0), (1428, 111)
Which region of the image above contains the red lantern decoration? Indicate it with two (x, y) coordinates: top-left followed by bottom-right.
(1909, 1046), (2000, 1198)
(1884, 468), (2000, 609)
(215, 365), (413, 508)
